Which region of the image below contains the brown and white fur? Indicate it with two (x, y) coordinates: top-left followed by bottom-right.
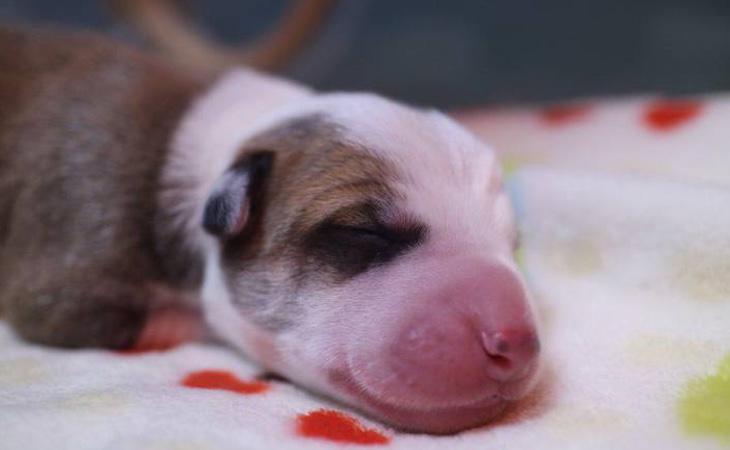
(0, 26), (540, 433)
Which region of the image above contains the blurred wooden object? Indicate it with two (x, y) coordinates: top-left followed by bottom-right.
(109, 0), (337, 75)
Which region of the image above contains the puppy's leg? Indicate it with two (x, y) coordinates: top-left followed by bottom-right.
(4, 269), (199, 350)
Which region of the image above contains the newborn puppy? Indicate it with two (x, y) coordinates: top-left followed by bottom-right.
(0, 26), (540, 433)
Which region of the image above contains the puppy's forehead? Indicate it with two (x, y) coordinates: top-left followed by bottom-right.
(249, 92), (498, 190)
(311, 94), (503, 226)
(242, 93), (505, 243)
(321, 93), (493, 168)
(314, 94), (510, 248)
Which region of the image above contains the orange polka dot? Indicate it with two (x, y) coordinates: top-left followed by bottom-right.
(296, 409), (391, 445)
(181, 370), (269, 394)
(643, 100), (702, 131)
(540, 104), (591, 125)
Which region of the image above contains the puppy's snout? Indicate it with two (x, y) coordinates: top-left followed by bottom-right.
(378, 261), (540, 403)
(341, 258), (541, 432)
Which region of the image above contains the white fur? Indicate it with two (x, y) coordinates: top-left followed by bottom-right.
(200, 241), (280, 366)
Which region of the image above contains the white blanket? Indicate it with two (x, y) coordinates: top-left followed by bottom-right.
(1, 95), (729, 449)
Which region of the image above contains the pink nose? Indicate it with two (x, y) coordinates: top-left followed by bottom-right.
(481, 328), (540, 382)
(384, 261), (540, 404)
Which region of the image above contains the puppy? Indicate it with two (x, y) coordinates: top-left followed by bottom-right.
(0, 26), (540, 433)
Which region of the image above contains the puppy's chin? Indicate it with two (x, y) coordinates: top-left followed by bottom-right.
(329, 371), (535, 434)
(325, 360), (540, 434)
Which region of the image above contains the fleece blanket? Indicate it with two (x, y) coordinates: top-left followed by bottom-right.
(1, 96), (729, 449)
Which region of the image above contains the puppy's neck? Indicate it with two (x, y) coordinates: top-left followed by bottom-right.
(156, 68), (311, 289)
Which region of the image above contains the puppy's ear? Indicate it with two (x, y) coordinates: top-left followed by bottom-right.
(203, 151), (274, 237)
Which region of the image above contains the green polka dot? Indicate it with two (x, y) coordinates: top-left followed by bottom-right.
(514, 245), (526, 270)
(501, 156), (523, 177)
(500, 152), (548, 178)
(679, 353), (730, 443)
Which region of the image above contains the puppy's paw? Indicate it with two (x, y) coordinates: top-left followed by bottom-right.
(132, 308), (203, 352)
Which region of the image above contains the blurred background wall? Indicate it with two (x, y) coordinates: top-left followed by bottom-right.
(2, 0), (729, 108)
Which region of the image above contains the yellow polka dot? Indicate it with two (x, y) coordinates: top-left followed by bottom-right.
(58, 391), (128, 414)
(542, 406), (626, 438)
(541, 238), (603, 276)
(146, 440), (216, 450)
(625, 335), (721, 368)
(672, 248), (730, 302)
(0, 358), (46, 386)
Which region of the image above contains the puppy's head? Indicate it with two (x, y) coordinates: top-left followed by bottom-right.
(200, 93), (540, 433)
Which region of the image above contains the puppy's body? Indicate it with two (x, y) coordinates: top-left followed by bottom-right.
(0, 26), (540, 433)
(0, 27), (205, 346)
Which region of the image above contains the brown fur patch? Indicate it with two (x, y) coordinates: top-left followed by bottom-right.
(217, 115), (425, 331)
(0, 26), (205, 347)
(223, 115), (397, 270)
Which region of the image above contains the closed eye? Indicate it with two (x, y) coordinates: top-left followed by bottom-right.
(325, 224), (395, 243)
(302, 217), (427, 279)
(325, 221), (425, 247)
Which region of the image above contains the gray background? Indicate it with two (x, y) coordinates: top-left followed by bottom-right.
(2, 0), (729, 108)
